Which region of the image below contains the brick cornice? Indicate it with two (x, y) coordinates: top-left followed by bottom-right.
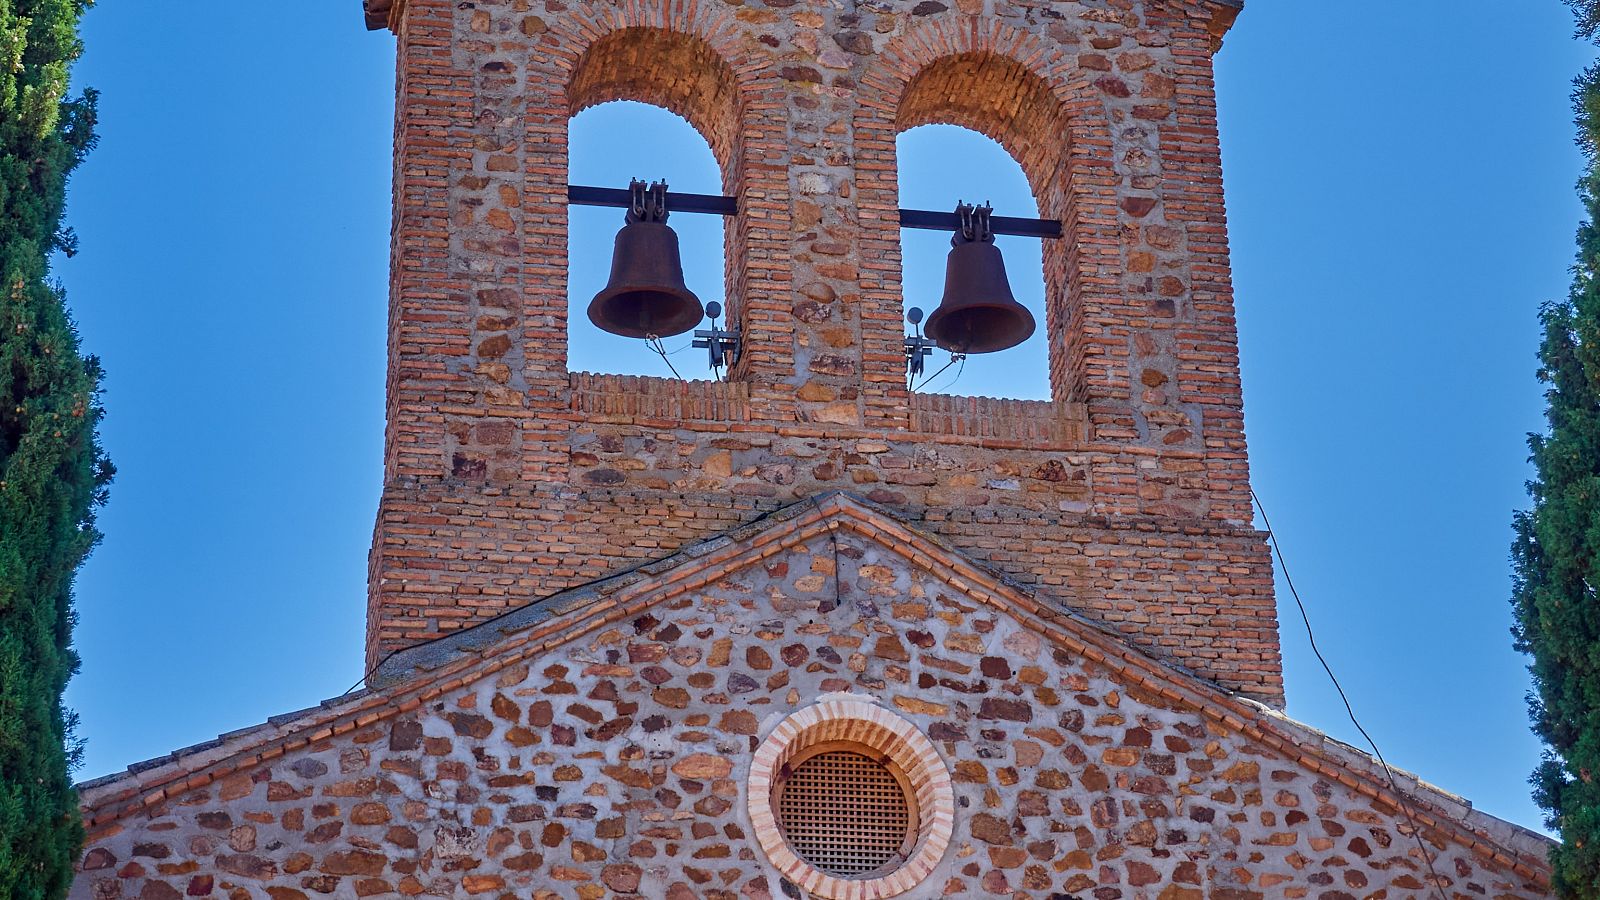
(1204, 0), (1245, 51)
(1150, 0), (1245, 52)
(78, 492), (1552, 887)
(363, 0), (397, 31)
(359, 0), (1243, 39)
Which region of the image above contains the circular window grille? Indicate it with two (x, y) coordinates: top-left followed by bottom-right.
(748, 695), (955, 899)
(777, 750), (913, 877)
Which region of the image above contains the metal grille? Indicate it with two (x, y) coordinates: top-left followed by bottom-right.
(777, 751), (912, 877)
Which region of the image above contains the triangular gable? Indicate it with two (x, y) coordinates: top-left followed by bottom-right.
(77, 491), (1552, 888)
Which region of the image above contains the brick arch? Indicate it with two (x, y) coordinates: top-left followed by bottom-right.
(517, 14), (785, 389)
(895, 53), (1070, 221)
(566, 27), (743, 183)
(855, 23), (1121, 405)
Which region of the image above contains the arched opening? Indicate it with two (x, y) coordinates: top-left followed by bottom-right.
(564, 27), (744, 382)
(567, 101), (728, 380)
(891, 52), (1075, 403)
(898, 124), (1048, 400)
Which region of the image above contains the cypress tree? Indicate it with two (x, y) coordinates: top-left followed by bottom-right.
(1512, 6), (1600, 893)
(0, 2), (111, 898)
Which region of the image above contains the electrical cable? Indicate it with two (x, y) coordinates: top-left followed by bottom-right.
(806, 494), (845, 611)
(912, 353), (965, 393)
(912, 357), (958, 392)
(928, 355), (966, 395)
(645, 335), (687, 381)
(339, 645), (404, 697)
(1251, 488), (1448, 900)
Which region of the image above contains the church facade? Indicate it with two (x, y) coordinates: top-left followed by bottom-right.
(70, 0), (1556, 897)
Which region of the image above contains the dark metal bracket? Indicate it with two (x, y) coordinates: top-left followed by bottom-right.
(904, 306), (936, 383)
(693, 301), (739, 374)
(568, 184), (1062, 240)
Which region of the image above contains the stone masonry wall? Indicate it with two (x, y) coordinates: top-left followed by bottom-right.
(369, 0), (1278, 703)
(79, 531), (1545, 899)
(370, 484), (1279, 701)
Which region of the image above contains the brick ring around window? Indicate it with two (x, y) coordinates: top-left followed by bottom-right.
(748, 694), (955, 898)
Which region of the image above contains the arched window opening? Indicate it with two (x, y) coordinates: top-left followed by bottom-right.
(898, 124), (1049, 400)
(568, 101), (728, 380)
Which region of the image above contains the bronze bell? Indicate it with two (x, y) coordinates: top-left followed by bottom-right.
(923, 203), (1036, 355)
(587, 180), (704, 339)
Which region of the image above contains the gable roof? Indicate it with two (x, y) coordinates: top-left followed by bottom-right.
(77, 491), (1551, 886)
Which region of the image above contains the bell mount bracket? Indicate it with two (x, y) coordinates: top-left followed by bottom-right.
(626, 178), (670, 224)
(693, 300), (740, 375)
(954, 201), (996, 245)
(904, 306), (937, 383)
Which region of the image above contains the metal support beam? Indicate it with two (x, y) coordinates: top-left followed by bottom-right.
(567, 184), (1062, 239)
(568, 185), (736, 217)
(896, 207), (1062, 240)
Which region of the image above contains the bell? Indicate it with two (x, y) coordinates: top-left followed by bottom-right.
(922, 204), (1036, 355)
(587, 181), (704, 339)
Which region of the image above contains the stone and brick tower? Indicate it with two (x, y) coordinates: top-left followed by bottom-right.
(362, 0), (1280, 705)
(69, 1), (1557, 898)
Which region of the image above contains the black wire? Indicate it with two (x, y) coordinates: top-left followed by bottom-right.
(912, 353), (964, 392)
(1251, 488), (1448, 900)
(928, 356), (966, 395)
(339, 645), (405, 697)
(646, 336), (686, 381)
(912, 357), (957, 392)
(806, 494), (845, 610)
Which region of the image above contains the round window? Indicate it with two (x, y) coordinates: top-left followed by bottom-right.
(747, 695), (954, 899)
(776, 748), (915, 877)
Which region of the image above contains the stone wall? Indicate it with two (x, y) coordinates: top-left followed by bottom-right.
(77, 526), (1549, 899)
(370, 482), (1278, 701)
(367, 0), (1279, 703)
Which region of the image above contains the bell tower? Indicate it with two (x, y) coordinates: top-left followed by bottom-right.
(361, 0), (1278, 704)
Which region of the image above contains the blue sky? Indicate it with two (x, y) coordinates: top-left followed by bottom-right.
(56, 2), (1595, 833)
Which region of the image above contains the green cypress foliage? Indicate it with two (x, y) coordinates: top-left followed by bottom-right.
(1513, 7), (1600, 894)
(1570, 0), (1600, 41)
(0, 1), (110, 898)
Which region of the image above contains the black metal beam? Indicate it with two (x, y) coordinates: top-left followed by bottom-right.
(568, 185), (737, 217)
(567, 184), (1062, 239)
(896, 207), (1062, 239)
